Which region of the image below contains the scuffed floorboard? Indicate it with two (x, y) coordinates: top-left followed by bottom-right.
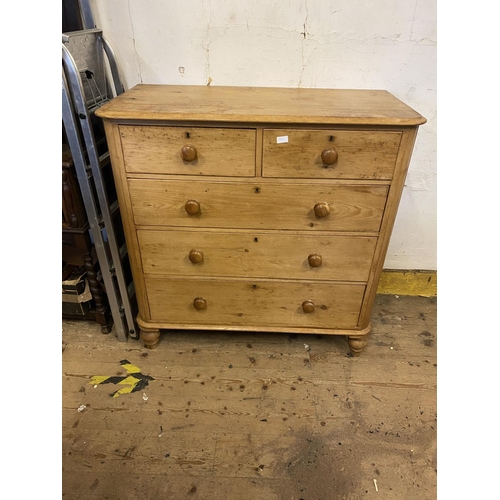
(62, 294), (437, 499)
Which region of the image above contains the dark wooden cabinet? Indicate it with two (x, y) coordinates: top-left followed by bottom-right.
(62, 143), (112, 333)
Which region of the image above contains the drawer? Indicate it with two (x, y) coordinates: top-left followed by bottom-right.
(129, 179), (388, 232)
(146, 278), (365, 329)
(119, 125), (256, 176)
(262, 129), (401, 179)
(138, 229), (377, 282)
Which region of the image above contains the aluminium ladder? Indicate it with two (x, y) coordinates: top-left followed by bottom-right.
(62, 2), (137, 341)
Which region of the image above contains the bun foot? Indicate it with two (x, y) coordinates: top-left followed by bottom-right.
(347, 333), (369, 357)
(141, 328), (160, 349)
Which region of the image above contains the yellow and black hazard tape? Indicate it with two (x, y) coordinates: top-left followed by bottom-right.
(90, 359), (154, 398)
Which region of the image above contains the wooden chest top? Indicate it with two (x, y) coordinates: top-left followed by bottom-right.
(95, 84), (426, 126)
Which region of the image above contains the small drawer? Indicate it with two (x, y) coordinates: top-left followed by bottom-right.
(138, 228), (377, 282)
(119, 125), (256, 176)
(129, 179), (388, 232)
(146, 277), (365, 330)
(262, 129), (401, 179)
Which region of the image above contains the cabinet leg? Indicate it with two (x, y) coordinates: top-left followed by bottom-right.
(347, 334), (369, 357)
(100, 323), (113, 334)
(141, 328), (160, 349)
(84, 253), (112, 334)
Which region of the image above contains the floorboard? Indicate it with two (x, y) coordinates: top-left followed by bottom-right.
(62, 294), (437, 499)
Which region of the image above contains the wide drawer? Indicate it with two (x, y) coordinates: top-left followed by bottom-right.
(146, 278), (365, 329)
(119, 125), (256, 176)
(138, 228), (377, 281)
(262, 129), (401, 179)
(129, 179), (388, 232)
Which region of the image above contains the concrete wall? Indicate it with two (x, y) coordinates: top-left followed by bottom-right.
(91, 0), (437, 270)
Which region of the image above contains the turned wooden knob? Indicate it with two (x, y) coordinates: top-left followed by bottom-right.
(185, 199), (201, 215)
(308, 254), (323, 267)
(302, 300), (315, 313)
(181, 144), (197, 162)
(189, 249), (204, 264)
(321, 147), (338, 166)
(193, 297), (207, 310)
(313, 201), (330, 218)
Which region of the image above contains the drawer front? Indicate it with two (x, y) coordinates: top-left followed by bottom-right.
(139, 229), (377, 282)
(129, 179), (388, 232)
(262, 129), (401, 179)
(119, 125), (256, 176)
(146, 278), (365, 329)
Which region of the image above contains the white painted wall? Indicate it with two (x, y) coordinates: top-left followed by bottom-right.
(90, 0), (436, 270)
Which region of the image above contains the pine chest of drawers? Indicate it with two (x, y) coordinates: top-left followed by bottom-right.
(96, 85), (425, 355)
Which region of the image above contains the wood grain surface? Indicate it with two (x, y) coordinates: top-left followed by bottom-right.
(95, 85), (427, 126)
(120, 125), (256, 176)
(62, 294), (437, 499)
(138, 228), (377, 282)
(262, 129), (401, 179)
(145, 277), (365, 330)
(129, 179), (389, 232)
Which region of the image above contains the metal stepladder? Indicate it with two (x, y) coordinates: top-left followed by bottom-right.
(62, 2), (137, 342)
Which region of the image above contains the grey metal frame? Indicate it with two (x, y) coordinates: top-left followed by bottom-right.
(77, 0), (124, 96)
(62, 12), (136, 341)
(102, 38), (124, 96)
(62, 69), (130, 341)
(77, 0), (96, 30)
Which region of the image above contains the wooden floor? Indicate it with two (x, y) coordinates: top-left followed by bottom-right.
(62, 294), (437, 500)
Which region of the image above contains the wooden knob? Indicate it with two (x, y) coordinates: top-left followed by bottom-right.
(181, 145), (197, 162)
(189, 249), (204, 264)
(313, 202), (330, 218)
(193, 297), (207, 310)
(185, 199), (201, 215)
(321, 147), (338, 166)
(302, 301), (315, 313)
(308, 254), (322, 267)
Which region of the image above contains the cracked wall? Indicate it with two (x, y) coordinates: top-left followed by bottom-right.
(90, 0), (437, 270)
